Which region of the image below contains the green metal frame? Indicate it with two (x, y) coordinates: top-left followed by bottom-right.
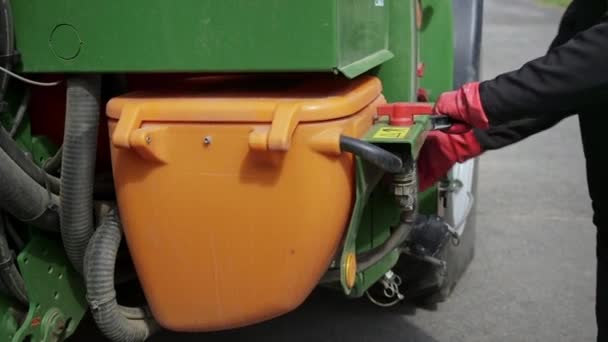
(339, 115), (433, 296)
(419, 0), (455, 101)
(13, 235), (87, 342)
(376, 0), (418, 102)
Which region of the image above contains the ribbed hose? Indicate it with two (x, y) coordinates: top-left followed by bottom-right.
(0, 146), (60, 231)
(85, 210), (158, 342)
(60, 75), (101, 273)
(0, 213), (27, 304)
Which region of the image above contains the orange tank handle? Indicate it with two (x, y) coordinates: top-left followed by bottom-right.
(109, 76), (383, 154)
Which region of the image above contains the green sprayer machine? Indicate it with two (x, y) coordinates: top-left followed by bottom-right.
(0, 0), (483, 340)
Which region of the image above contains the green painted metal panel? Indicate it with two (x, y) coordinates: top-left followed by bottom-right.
(375, 0), (418, 102)
(337, 0), (391, 76)
(14, 235), (87, 342)
(0, 296), (19, 342)
(13, 0), (390, 76)
(419, 0), (455, 100)
(340, 158), (385, 295)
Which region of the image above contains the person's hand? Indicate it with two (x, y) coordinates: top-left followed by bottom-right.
(417, 129), (484, 191)
(433, 82), (490, 133)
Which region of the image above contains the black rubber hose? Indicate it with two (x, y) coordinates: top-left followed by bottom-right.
(320, 210), (416, 284)
(0, 126), (61, 194)
(60, 75), (101, 273)
(3, 216), (23, 250)
(43, 146), (62, 174)
(84, 209), (158, 342)
(0, 0), (14, 102)
(357, 221), (412, 271)
(0, 212), (27, 304)
(0, 145), (60, 231)
(339, 136), (403, 174)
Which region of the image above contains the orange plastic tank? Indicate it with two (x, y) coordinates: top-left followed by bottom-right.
(106, 75), (384, 332)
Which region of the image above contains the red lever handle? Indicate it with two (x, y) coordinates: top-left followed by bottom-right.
(377, 102), (434, 126)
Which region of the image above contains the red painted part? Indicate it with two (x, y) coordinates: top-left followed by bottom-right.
(417, 88), (430, 102)
(417, 63), (425, 78)
(377, 102), (433, 127)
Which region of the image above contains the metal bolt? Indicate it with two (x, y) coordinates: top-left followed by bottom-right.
(203, 136), (212, 145)
(145, 135), (152, 144)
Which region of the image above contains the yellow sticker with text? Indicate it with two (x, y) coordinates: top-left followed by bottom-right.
(373, 127), (410, 139)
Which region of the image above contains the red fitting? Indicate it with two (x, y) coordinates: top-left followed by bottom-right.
(377, 102), (434, 126)
(417, 88), (430, 102)
(417, 63), (425, 78)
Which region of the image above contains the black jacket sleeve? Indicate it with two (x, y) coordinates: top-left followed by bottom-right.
(548, 0), (581, 50)
(471, 1), (587, 151)
(480, 9), (608, 127)
(473, 112), (571, 151)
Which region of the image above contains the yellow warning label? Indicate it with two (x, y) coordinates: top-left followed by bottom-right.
(373, 127), (410, 139)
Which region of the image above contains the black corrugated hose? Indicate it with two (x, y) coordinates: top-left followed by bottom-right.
(0, 212), (27, 305)
(60, 75), (101, 274)
(84, 209), (158, 342)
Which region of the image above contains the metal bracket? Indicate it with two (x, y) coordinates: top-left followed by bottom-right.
(339, 158), (385, 295)
(13, 235), (87, 342)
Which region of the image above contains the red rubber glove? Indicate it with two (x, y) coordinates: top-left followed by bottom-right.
(433, 82), (490, 133)
(417, 130), (483, 191)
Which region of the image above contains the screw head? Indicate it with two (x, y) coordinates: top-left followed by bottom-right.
(145, 135), (152, 144)
(203, 136), (212, 145)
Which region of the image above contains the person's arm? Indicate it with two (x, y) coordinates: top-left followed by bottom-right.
(472, 112), (571, 150)
(472, 0), (589, 150)
(481, 12), (608, 127)
(435, 7), (608, 130)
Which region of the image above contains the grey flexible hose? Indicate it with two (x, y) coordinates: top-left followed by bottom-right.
(84, 209), (158, 342)
(0, 117), (61, 194)
(0, 212), (27, 304)
(0, 145), (60, 231)
(60, 75), (101, 273)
